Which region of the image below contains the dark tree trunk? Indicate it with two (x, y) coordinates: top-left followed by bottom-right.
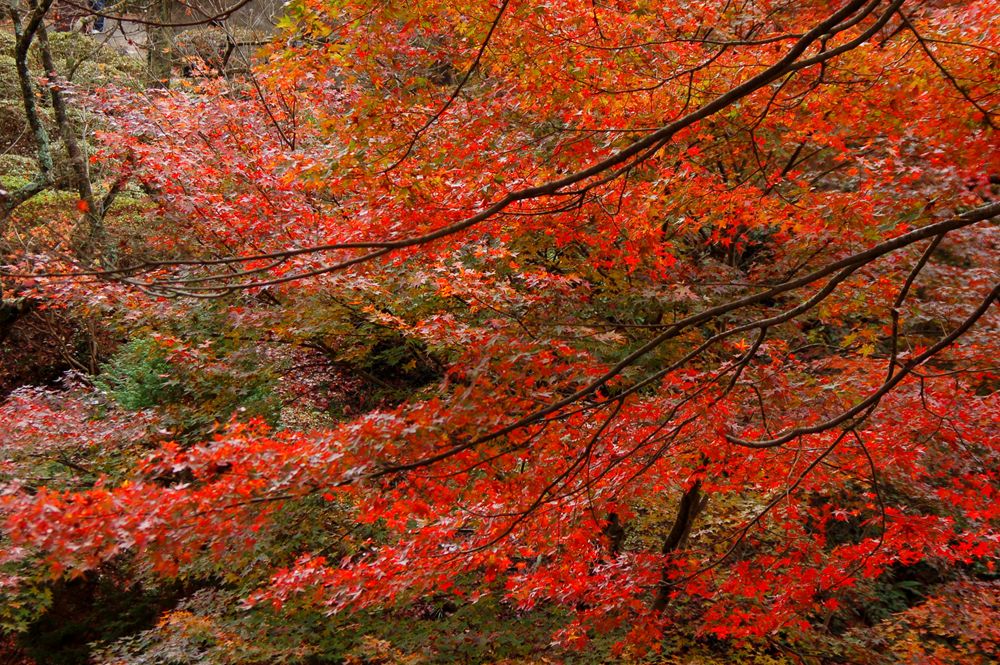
(652, 481), (707, 612)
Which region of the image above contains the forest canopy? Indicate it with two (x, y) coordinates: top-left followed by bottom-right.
(0, 0), (998, 663)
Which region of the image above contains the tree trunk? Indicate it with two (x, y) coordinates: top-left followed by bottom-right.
(652, 481), (707, 612)
(0, 297), (32, 344)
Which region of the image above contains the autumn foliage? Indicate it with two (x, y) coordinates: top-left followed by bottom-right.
(0, 0), (998, 662)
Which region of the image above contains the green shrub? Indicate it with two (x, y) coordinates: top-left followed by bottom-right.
(97, 336), (281, 439)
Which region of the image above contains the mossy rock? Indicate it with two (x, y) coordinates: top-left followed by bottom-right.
(42, 31), (123, 69)
(0, 116), (81, 190)
(0, 28), (14, 55)
(0, 55), (21, 101)
(0, 153), (36, 179)
(0, 173), (34, 193)
(0, 100), (40, 156)
(42, 33), (145, 90)
(69, 58), (143, 90)
(1, 27), (144, 93)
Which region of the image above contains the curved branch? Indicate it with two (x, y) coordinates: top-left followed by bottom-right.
(726, 282), (999, 448)
(897, 10), (998, 129)
(373, 202), (1000, 475)
(17, 0), (889, 289)
(60, 0), (256, 28)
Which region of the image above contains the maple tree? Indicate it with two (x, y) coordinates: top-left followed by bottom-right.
(1, 0), (998, 662)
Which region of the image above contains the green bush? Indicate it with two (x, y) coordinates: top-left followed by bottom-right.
(97, 336), (281, 439)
